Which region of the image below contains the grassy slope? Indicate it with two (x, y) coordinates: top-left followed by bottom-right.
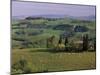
(11, 19), (96, 74)
(12, 18), (96, 48)
(12, 48), (96, 73)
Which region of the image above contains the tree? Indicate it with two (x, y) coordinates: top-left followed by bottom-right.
(94, 40), (96, 50)
(64, 37), (69, 51)
(58, 35), (62, 44)
(64, 37), (68, 46)
(57, 35), (65, 51)
(82, 34), (89, 51)
(46, 35), (55, 48)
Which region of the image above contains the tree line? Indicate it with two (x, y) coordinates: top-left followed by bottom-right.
(46, 34), (96, 52)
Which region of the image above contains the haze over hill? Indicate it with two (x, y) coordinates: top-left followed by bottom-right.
(12, 14), (96, 21)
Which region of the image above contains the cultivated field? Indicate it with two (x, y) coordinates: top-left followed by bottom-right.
(12, 48), (96, 74)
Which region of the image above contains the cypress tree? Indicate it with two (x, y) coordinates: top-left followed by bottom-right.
(58, 35), (62, 44)
(64, 37), (68, 46)
(65, 37), (69, 51)
(83, 34), (89, 51)
(94, 40), (96, 50)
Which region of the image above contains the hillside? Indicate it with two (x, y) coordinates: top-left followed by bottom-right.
(12, 17), (96, 49)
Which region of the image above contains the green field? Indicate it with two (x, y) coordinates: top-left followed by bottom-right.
(12, 48), (96, 74)
(12, 17), (96, 74)
(12, 18), (96, 48)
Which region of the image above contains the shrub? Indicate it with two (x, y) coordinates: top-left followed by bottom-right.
(57, 43), (65, 50)
(12, 58), (32, 74)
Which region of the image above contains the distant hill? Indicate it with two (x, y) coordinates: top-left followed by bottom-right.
(12, 15), (96, 21)
(70, 15), (96, 21)
(12, 16), (26, 20)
